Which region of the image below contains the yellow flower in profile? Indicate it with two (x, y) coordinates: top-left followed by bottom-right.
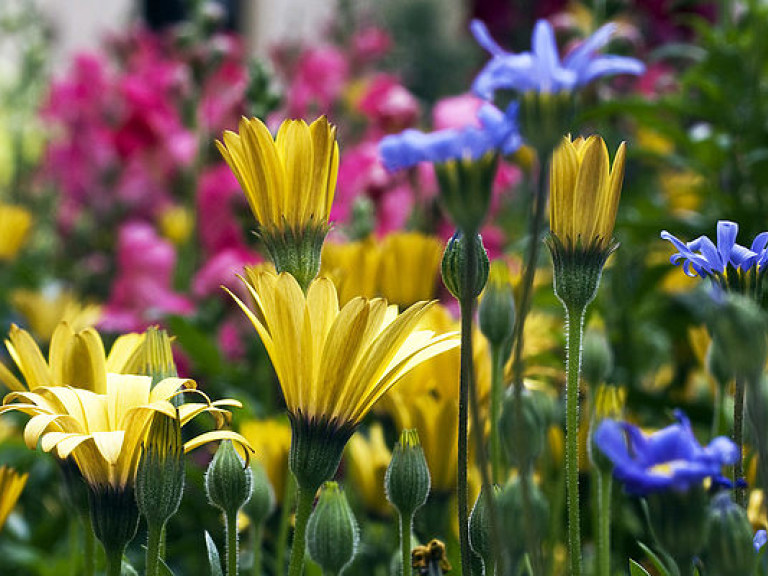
(239, 417), (292, 502)
(549, 135), (626, 253)
(0, 204), (32, 261)
(379, 233), (443, 308)
(346, 424), (392, 517)
(0, 374), (246, 491)
(11, 286), (101, 342)
(0, 465), (28, 531)
(217, 116), (339, 290)
(0, 322), (144, 393)
(229, 268), (458, 492)
(321, 237), (381, 305)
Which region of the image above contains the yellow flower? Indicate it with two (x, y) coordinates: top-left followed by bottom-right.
(0, 322), (144, 393)
(0, 374), (246, 491)
(239, 417), (292, 502)
(158, 205), (194, 245)
(345, 424), (392, 517)
(0, 204), (32, 261)
(11, 287), (101, 342)
(549, 135), (626, 252)
(321, 237), (381, 305)
(0, 465), (27, 531)
(230, 268), (458, 429)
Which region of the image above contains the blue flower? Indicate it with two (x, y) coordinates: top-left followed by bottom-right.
(470, 19), (645, 100)
(660, 220), (768, 279)
(754, 529), (767, 553)
(594, 409), (738, 496)
(378, 103), (521, 172)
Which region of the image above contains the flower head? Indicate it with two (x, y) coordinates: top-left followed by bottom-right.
(0, 374), (247, 491)
(0, 204), (32, 261)
(594, 409), (738, 495)
(0, 465), (28, 531)
(470, 19), (645, 99)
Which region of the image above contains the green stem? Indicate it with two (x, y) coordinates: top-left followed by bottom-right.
(734, 377), (746, 508)
(400, 511), (413, 576)
(277, 476), (297, 576)
(227, 511), (239, 576)
(83, 515), (95, 576)
(596, 470), (612, 576)
(711, 380), (726, 439)
(252, 525), (263, 576)
(146, 521), (165, 576)
(105, 547), (124, 576)
(490, 345), (504, 485)
(287, 486), (315, 576)
(565, 305), (585, 576)
(457, 254), (473, 576)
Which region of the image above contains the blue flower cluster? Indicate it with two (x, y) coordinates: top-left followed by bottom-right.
(661, 220), (768, 279)
(594, 410), (738, 495)
(379, 18), (645, 172)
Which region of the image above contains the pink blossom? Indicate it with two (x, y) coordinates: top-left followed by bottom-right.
(432, 94), (485, 130)
(357, 74), (419, 134)
(376, 184), (413, 236)
(351, 27), (391, 64)
(218, 318), (246, 362)
(284, 45), (349, 117)
(192, 246), (261, 298)
(197, 164), (248, 254)
(334, 141), (393, 224)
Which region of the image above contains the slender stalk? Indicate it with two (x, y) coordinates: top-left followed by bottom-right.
(277, 476), (297, 576)
(226, 510), (239, 576)
(287, 486), (315, 576)
(146, 522), (165, 576)
(83, 515), (95, 576)
(733, 377), (746, 508)
(252, 525), (263, 576)
(489, 345), (505, 484)
(595, 469), (612, 576)
(565, 305), (585, 576)
(105, 548), (124, 576)
(457, 252), (473, 576)
(400, 511), (413, 576)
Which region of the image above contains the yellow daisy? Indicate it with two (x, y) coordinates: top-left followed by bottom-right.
(0, 465), (27, 531)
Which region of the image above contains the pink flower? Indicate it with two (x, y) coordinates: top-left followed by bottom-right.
(218, 318), (246, 362)
(284, 45), (349, 117)
(192, 247), (261, 298)
(351, 27), (391, 64)
(432, 94), (485, 130)
(357, 74), (419, 134)
(376, 184), (413, 236)
(197, 164), (248, 254)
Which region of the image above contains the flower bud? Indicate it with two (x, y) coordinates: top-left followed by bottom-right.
(498, 388), (547, 468)
(307, 482), (359, 575)
(646, 486), (710, 565)
(441, 231), (490, 301)
(136, 411), (185, 528)
(479, 261), (516, 351)
(588, 384), (625, 472)
(469, 484), (500, 571)
(581, 329), (613, 387)
(497, 478), (549, 569)
(205, 440), (253, 517)
(708, 292), (767, 381)
(245, 460), (275, 527)
(701, 492), (756, 575)
(385, 429), (431, 517)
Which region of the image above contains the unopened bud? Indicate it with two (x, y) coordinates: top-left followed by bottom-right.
(307, 482), (359, 575)
(245, 460), (275, 526)
(499, 388), (547, 468)
(205, 441), (253, 517)
(441, 231), (490, 300)
(581, 329), (613, 387)
(385, 429), (430, 517)
(479, 261), (516, 351)
(702, 492), (756, 575)
(469, 484), (500, 571)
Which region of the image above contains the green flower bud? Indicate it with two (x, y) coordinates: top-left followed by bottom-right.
(469, 484), (500, 571)
(701, 492), (756, 575)
(646, 486), (710, 566)
(709, 292), (767, 381)
(245, 460), (275, 526)
(498, 388), (547, 468)
(205, 440), (253, 517)
(434, 154), (498, 234)
(441, 231), (490, 301)
(581, 329), (613, 387)
(385, 429), (431, 517)
(307, 482), (359, 575)
(497, 478), (549, 570)
(88, 484), (140, 561)
(546, 233), (614, 312)
(479, 261), (516, 351)
(135, 327), (178, 385)
(136, 411), (185, 528)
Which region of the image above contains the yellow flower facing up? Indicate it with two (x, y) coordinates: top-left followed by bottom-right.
(0, 204), (32, 261)
(0, 374), (247, 491)
(239, 417), (292, 502)
(0, 322), (144, 394)
(11, 287), (101, 342)
(549, 135), (626, 253)
(0, 465), (28, 531)
(217, 116), (339, 290)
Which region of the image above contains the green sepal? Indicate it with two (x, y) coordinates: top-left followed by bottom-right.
(518, 91), (576, 155)
(385, 429), (431, 517)
(205, 440), (253, 517)
(260, 223), (329, 292)
(434, 153), (498, 234)
(441, 231), (490, 301)
(307, 482), (359, 575)
(288, 412), (354, 493)
(87, 484), (141, 561)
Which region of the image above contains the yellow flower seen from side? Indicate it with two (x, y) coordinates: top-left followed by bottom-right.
(0, 322), (144, 394)
(346, 423), (392, 517)
(321, 237), (381, 305)
(0, 374), (247, 491)
(549, 135), (626, 252)
(0, 204), (32, 261)
(0, 465), (28, 531)
(230, 268), (458, 429)
(378, 232), (443, 308)
(11, 286), (101, 342)
(239, 417), (292, 503)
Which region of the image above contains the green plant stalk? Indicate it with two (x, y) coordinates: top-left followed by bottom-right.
(145, 521), (165, 576)
(105, 548), (124, 576)
(400, 511), (413, 576)
(457, 247), (473, 576)
(277, 475), (297, 576)
(226, 510), (239, 576)
(83, 516), (95, 576)
(252, 525), (263, 576)
(489, 345), (505, 485)
(287, 486), (315, 576)
(565, 304), (585, 576)
(596, 469), (612, 576)
(733, 377), (746, 508)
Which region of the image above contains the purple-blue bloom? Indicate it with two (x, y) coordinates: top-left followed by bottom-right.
(378, 103), (521, 172)
(660, 220), (768, 278)
(470, 19), (645, 100)
(754, 529), (767, 553)
(594, 410), (738, 496)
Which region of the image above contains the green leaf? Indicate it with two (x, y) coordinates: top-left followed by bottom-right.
(630, 559), (652, 576)
(638, 542), (674, 576)
(205, 531), (224, 576)
(158, 557), (176, 576)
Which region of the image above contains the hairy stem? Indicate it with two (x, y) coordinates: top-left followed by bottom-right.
(287, 487), (315, 576)
(565, 305), (585, 576)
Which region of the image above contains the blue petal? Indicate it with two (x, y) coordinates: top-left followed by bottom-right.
(470, 19), (505, 57)
(716, 220), (739, 262)
(563, 23), (616, 72)
(579, 55), (646, 86)
(754, 530), (767, 553)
